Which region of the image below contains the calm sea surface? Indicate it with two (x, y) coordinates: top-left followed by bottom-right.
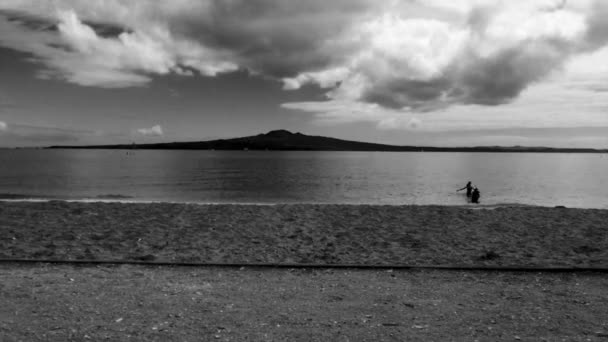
(0, 149), (607, 208)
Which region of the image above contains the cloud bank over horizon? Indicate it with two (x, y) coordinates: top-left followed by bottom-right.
(1, 0), (608, 134)
(136, 124), (163, 137)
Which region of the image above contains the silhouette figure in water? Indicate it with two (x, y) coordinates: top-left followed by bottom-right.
(457, 181), (473, 197)
(471, 187), (481, 204)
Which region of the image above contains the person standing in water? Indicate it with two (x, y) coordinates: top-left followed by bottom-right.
(471, 187), (481, 204)
(457, 181), (473, 198)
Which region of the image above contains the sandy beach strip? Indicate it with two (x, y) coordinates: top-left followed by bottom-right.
(1, 201), (606, 267)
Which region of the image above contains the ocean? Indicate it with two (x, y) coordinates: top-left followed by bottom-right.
(0, 149), (607, 208)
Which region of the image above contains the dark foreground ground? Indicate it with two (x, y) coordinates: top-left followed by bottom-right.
(1, 264), (607, 341)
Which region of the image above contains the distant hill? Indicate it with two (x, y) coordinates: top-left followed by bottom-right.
(47, 129), (608, 153)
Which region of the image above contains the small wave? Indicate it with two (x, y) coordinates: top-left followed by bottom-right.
(0, 193), (134, 202)
(94, 194), (134, 199)
(0, 193), (49, 200)
(0, 196), (602, 209)
(465, 202), (548, 210)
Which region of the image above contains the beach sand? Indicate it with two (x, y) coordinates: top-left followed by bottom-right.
(1, 201), (606, 267)
(2, 201), (607, 340)
(1, 264), (607, 341)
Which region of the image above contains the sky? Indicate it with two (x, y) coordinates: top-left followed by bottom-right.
(1, 0), (608, 148)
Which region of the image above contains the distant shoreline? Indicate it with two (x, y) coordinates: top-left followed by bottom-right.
(45, 145), (608, 153)
(44, 129), (608, 153)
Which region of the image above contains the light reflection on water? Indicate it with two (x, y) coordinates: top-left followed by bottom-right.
(0, 149), (606, 208)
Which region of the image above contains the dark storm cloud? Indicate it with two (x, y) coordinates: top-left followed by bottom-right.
(359, 39), (572, 110)
(455, 41), (569, 106)
(2, 10), (56, 32)
(362, 78), (453, 111)
(0, 9), (128, 38)
(584, 1), (608, 50)
(167, 0), (375, 77)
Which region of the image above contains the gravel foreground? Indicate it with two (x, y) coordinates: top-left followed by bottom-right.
(0, 264), (607, 341)
(1, 201), (607, 341)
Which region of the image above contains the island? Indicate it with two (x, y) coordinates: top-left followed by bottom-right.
(48, 129), (608, 153)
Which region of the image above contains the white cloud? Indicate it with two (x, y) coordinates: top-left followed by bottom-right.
(0, 0), (607, 119)
(283, 0), (605, 110)
(0, 7), (238, 87)
(136, 124), (163, 137)
(0, 121), (7, 131)
(284, 79), (608, 132)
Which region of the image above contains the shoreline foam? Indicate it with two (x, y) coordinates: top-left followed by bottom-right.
(0, 198), (575, 209)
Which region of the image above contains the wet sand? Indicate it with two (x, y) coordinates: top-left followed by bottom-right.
(1, 201), (606, 267)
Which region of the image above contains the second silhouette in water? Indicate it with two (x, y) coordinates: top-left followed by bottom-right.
(458, 181), (481, 204)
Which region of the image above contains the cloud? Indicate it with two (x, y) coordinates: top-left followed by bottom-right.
(0, 0), (607, 112)
(284, 79), (608, 132)
(0, 0), (370, 87)
(136, 124), (163, 137)
(0, 8), (237, 88)
(0, 121), (7, 131)
(286, 1), (605, 110)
